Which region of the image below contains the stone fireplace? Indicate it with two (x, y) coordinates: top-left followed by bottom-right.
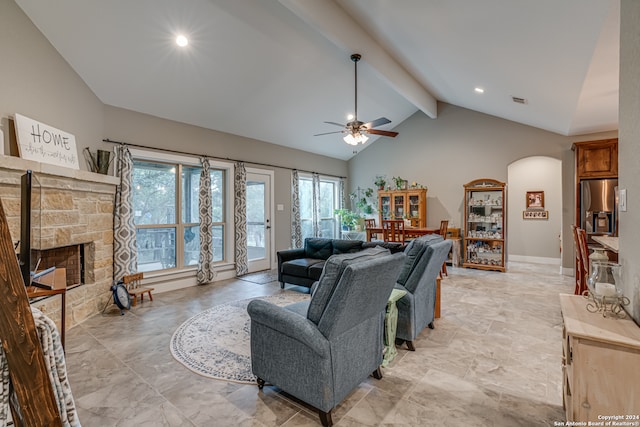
(0, 154), (118, 329)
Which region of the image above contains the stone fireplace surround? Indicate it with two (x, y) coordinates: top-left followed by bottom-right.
(0, 154), (119, 330)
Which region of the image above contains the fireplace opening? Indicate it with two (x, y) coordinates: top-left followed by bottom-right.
(31, 244), (85, 288)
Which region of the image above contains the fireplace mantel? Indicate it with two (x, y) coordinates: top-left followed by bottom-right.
(0, 154), (119, 186)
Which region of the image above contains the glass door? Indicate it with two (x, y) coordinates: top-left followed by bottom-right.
(246, 171), (272, 272)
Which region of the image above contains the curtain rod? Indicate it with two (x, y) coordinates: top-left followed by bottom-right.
(102, 138), (346, 179)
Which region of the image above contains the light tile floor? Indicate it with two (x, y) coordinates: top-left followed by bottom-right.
(65, 262), (572, 426)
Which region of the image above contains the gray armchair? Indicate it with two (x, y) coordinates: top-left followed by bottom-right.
(394, 234), (453, 351)
(247, 248), (405, 426)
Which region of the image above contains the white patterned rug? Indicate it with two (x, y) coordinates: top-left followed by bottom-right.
(170, 292), (309, 383)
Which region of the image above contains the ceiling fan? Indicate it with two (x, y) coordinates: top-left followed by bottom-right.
(314, 53), (399, 145)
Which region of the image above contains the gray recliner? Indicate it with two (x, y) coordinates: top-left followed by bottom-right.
(247, 248), (405, 426)
(394, 234), (453, 351)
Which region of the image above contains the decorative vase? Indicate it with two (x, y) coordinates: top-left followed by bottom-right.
(588, 248), (608, 279)
(587, 261), (622, 298)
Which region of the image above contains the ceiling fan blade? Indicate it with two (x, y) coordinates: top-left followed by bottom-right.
(323, 121), (346, 127)
(314, 130), (345, 136)
(367, 129), (399, 138)
(363, 117), (391, 129)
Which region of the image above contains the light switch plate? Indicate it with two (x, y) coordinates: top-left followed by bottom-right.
(619, 188), (627, 212)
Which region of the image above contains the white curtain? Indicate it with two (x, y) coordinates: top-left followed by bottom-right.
(113, 145), (137, 281)
(291, 170), (302, 248)
(234, 162), (248, 276)
(197, 158), (217, 284)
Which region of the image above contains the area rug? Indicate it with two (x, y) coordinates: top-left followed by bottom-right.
(237, 269), (279, 285)
(170, 292), (309, 383)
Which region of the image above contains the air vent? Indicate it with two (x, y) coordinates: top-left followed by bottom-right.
(512, 96), (528, 104)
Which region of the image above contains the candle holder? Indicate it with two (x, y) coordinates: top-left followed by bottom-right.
(583, 261), (629, 318)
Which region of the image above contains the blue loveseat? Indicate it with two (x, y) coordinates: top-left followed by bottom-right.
(277, 237), (405, 289)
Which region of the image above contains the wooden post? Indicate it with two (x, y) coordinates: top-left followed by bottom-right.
(0, 198), (62, 426)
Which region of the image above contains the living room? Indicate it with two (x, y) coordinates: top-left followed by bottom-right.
(1, 0), (639, 426)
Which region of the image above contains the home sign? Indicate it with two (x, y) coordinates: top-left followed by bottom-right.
(14, 113), (80, 169)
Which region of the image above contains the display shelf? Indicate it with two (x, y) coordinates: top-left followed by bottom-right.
(463, 179), (506, 272)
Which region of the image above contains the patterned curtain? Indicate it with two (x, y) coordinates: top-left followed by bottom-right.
(113, 145), (138, 281)
(234, 162), (248, 276)
(339, 178), (346, 209)
(197, 158), (217, 284)
(312, 172), (321, 237)
(291, 170), (302, 248)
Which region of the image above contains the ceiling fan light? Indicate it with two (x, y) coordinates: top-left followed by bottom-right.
(343, 133), (358, 145)
(358, 134), (369, 144)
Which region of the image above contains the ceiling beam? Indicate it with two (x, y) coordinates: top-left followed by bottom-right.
(279, 0), (438, 118)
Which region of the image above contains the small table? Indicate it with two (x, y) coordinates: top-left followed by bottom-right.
(340, 230), (366, 241)
(383, 288), (407, 367)
(26, 268), (67, 348)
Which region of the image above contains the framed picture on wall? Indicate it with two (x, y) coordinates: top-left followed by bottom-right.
(526, 191), (544, 209)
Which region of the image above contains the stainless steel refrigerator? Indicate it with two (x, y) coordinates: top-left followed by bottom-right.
(581, 179), (618, 237)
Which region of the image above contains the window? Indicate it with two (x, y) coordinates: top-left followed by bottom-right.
(298, 175), (340, 240)
(132, 160), (226, 273)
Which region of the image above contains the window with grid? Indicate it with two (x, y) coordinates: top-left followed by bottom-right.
(132, 160), (226, 273)
(298, 175), (339, 240)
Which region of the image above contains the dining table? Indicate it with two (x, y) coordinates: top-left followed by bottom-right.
(366, 226), (440, 242)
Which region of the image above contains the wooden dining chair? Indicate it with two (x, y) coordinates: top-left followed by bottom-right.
(571, 225), (584, 295)
(364, 218), (379, 241)
(382, 219), (405, 242)
(439, 220), (449, 277)
(576, 228), (590, 295)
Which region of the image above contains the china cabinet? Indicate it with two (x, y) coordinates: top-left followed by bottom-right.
(463, 178), (506, 272)
(378, 189), (427, 228)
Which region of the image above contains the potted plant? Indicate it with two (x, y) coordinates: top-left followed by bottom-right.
(334, 208), (362, 231)
(374, 175), (386, 190)
(392, 176), (407, 190)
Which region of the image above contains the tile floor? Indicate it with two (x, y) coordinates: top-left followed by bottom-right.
(65, 262), (573, 426)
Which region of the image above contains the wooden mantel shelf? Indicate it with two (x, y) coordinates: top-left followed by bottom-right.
(0, 153), (119, 186)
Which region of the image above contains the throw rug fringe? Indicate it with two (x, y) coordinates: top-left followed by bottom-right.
(170, 292), (309, 384)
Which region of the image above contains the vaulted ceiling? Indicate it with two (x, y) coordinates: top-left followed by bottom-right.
(16, 0), (619, 160)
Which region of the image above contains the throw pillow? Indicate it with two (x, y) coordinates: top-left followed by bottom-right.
(307, 247), (390, 325)
(304, 238), (333, 259)
(332, 239), (363, 254)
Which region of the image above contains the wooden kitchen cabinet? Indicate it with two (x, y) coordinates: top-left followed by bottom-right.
(378, 188), (427, 228)
(560, 294), (640, 422)
(572, 138), (618, 179)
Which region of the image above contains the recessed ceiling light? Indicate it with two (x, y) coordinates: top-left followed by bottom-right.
(474, 87), (484, 93)
(347, 114), (354, 120)
(176, 35), (189, 47)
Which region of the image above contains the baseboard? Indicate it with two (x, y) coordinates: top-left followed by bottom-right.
(508, 255), (561, 265)
(142, 267), (237, 294)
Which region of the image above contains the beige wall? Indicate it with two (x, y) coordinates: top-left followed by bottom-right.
(619, 0), (640, 324)
(0, 0), (347, 259)
(0, 0), (104, 159)
(348, 102), (618, 270)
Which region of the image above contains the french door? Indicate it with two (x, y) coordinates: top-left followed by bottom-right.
(246, 170), (273, 272)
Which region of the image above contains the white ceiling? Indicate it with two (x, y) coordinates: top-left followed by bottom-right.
(15, 0), (619, 161)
